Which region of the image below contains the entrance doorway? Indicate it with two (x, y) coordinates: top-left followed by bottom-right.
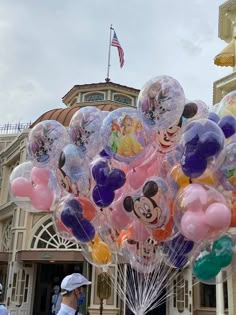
(33, 262), (83, 315)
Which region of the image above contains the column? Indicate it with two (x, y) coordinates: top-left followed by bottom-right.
(216, 272), (224, 315)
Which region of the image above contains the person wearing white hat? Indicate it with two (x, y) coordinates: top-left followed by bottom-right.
(0, 283), (9, 315)
(57, 273), (91, 315)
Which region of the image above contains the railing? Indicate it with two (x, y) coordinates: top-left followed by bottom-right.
(0, 122), (31, 135)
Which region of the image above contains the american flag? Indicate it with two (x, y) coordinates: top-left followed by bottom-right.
(111, 31), (124, 68)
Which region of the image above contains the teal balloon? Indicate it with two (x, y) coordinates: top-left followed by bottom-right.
(216, 251), (232, 268)
(193, 253), (221, 281)
(213, 235), (233, 251)
(213, 235), (233, 268)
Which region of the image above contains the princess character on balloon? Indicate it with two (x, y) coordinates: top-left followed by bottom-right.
(117, 114), (144, 157)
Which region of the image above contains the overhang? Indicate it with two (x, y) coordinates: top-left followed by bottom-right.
(16, 250), (84, 263)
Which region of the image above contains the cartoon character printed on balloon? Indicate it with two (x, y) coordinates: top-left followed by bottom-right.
(123, 180), (169, 229)
(117, 114), (144, 157)
(71, 117), (94, 152)
(122, 237), (159, 272)
(56, 144), (91, 197)
(138, 76), (185, 131)
(141, 82), (171, 123)
(31, 127), (56, 163)
(156, 102), (198, 154)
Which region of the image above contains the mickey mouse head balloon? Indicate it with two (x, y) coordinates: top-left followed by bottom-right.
(123, 177), (170, 229)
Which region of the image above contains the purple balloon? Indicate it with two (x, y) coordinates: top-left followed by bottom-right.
(218, 115), (236, 138)
(181, 152), (207, 178)
(92, 185), (115, 207)
(72, 219), (95, 242)
(61, 200), (83, 227)
(208, 112), (220, 123)
(92, 160), (110, 184)
(169, 254), (188, 268)
(106, 169), (126, 190)
(196, 131), (222, 158)
(167, 234), (194, 254)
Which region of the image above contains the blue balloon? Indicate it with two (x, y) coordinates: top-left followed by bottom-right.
(208, 112), (220, 123)
(181, 152), (207, 178)
(92, 185), (115, 207)
(196, 131), (222, 158)
(218, 115), (236, 138)
(106, 169), (126, 190)
(72, 219), (95, 242)
(92, 160), (110, 185)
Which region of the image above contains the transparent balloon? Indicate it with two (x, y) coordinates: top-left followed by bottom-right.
(10, 161), (59, 212)
(174, 183), (231, 243)
(27, 120), (70, 168)
(56, 144), (91, 197)
(179, 118), (225, 178)
(80, 235), (113, 267)
(137, 75), (185, 131)
(192, 234), (234, 284)
(216, 141), (236, 192)
(217, 90), (236, 117)
(122, 177), (170, 230)
(69, 106), (105, 159)
(58, 194), (97, 243)
(101, 107), (152, 164)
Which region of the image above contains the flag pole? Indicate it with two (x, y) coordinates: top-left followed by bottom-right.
(105, 24), (114, 82)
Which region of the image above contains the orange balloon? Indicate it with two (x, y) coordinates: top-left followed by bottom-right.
(78, 197), (97, 221)
(230, 192), (236, 227)
(117, 228), (131, 246)
(91, 241), (112, 265)
(152, 217), (173, 242)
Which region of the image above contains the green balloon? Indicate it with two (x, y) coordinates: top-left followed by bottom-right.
(216, 250), (232, 268)
(213, 235), (233, 251)
(193, 253), (221, 281)
(213, 235), (233, 268)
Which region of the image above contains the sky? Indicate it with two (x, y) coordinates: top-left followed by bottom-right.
(0, 0), (232, 125)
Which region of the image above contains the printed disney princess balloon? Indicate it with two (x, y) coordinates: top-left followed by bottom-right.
(137, 75), (185, 131)
(101, 108), (152, 164)
(217, 90), (236, 117)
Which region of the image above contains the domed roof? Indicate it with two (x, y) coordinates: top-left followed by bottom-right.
(30, 104), (119, 128)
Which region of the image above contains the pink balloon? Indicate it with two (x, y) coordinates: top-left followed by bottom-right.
(110, 200), (132, 231)
(11, 178), (33, 197)
(31, 167), (50, 184)
(181, 211), (209, 242)
(130, 220), (150, 242)
(183, 184), (208, 211)
(31, 185), (54, 210)
(127, 167), (147, 190)
(205, 202), (231, 229)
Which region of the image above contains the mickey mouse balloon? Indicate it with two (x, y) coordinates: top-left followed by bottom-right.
(137, 75), (185, 131)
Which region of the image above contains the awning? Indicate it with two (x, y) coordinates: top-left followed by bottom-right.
(214, 38), (235, 67)
(16, 250), (84, 262)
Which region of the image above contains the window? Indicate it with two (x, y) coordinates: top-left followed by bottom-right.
(200, 284), (216, 308)
(84, 92), (105, 102)
(113, 94), (132, 105)
(11, 268), (30, 306)
(173, 274), (189, 313)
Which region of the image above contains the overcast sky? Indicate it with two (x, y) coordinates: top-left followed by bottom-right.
(0, 0), (232, 125)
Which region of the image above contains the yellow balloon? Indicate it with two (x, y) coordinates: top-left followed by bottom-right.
(170, 165), (190, 188)
(91, 241), (112, 265)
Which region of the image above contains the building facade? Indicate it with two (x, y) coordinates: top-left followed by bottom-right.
(0, 1), (236, 314)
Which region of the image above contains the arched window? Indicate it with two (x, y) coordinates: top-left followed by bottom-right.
(31, 217), (80, 249)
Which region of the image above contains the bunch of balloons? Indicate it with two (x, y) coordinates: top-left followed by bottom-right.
(9, 74), (236, 303)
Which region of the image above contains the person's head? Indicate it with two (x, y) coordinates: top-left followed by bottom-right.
(147, 82), (161, 98)
(53, 285), (60, 294)
(60, 273), (91, 309)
